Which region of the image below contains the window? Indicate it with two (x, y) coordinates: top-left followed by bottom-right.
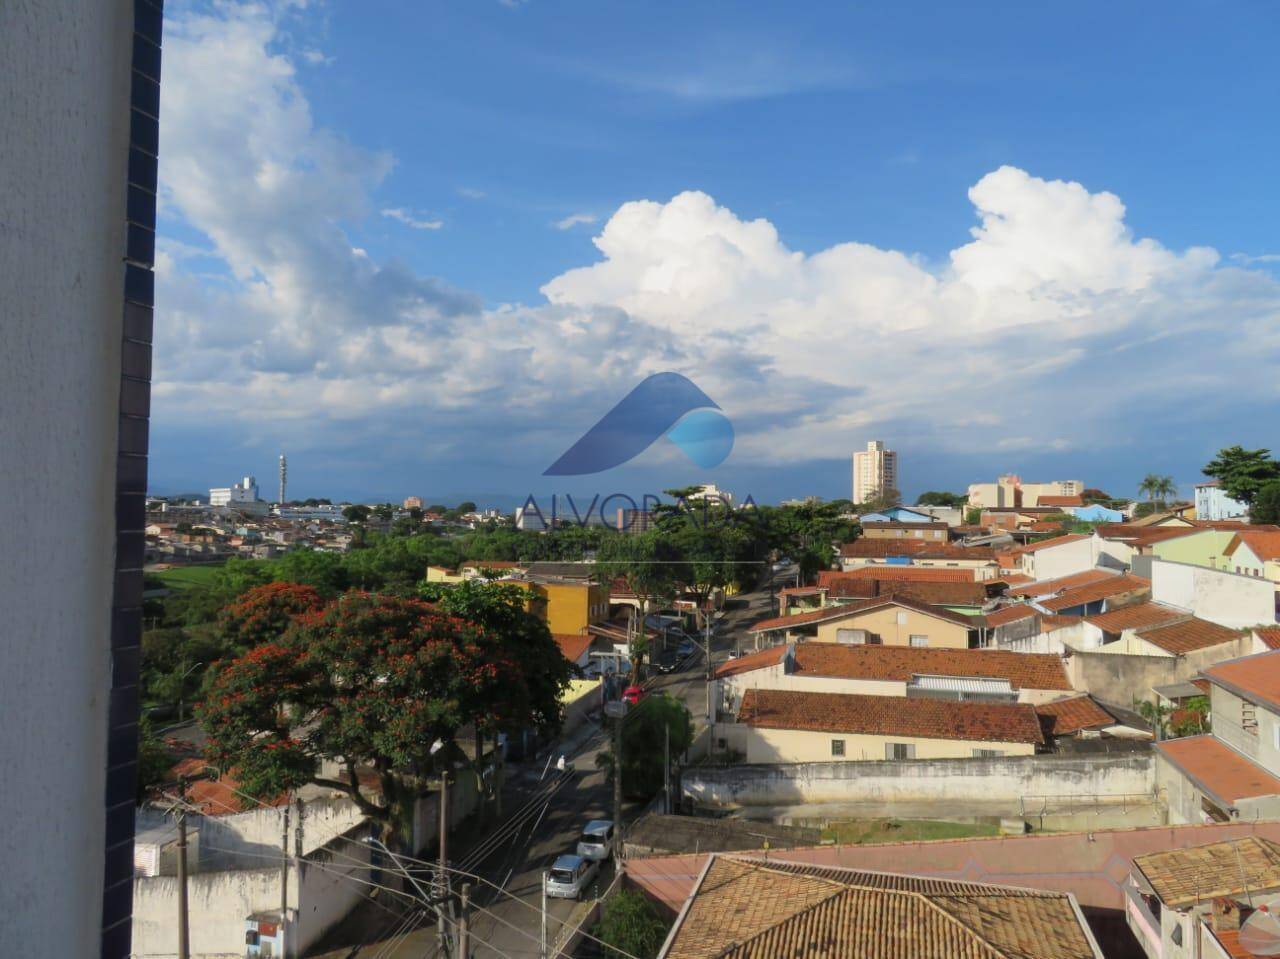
(1171, 923), (1183, 946)
(886, 743), (915, 760)
(909, 634), (928, 647)
(896, 611), (908, 625)
(973, 748), (1003, 758)
(836, 628), (864, 645)
(831, 739), (845, 757)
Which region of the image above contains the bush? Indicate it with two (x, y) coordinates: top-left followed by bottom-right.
(596, 890), (668, 959)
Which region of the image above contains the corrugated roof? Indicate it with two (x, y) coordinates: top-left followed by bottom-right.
(817, 567), (977, 584)
(749, 596), (977, 634)
(1256, 627), (1280, 651)
(839, 540), (996, 560)
(1008, 569), (1117, 598)
(984, 605), (1038, 628)
(737, 689), (1044, 745)
(1134, 836), (1280, 909)
(663, 855), (1098, 959)
(714, 645), (789, 679)
(1135, 617), (1244, 655)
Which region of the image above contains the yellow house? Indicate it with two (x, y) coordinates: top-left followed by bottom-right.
(506, 577), (611, 636)
(424, 564), (464, 584)
(727, 688), (1042, 763)
(748, 597), (977, 650)
(1223, 530), (1280, 593)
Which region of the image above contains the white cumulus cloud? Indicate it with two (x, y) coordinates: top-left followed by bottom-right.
(553, 213), (597, 230)
(381, 207), (444, 230)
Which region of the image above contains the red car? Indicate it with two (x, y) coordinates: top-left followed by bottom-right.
(621, 685), (646, 706)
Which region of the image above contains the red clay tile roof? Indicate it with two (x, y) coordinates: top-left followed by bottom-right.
(1093, 524), (1204, 546)
(983, 604), (1037, 628)
(749, 596), (977, 633)
(1084, 602), (1187, 633)
(1035, 696), (1118, 736)
(788, 644), (1071, 691)
(818, 568), (977, 584)
(738, 689), (1044, 745)
(553, 633), (593, 663)
(1040, 615), (1083, 632)
(860, 520), (950, 531)
(1136, 617), (1245, 655)
(1008, 569), (1117, 597)
(1036, 495), (1084, 508)
(1038, 575), (1150, 613)
(1020, 533), (1090, 554)
(169, 758), (290, 815)
(826, 579), (992, 607)
(1203, 651), (1280, 710)
(1155, 736), (1280, 806)
(1226, 530), (1280, 561)
(714, 645), (789, 679)
(1256, 627), (1280, 651)
(1028, 521), (1068, 533)
(838, 540), (995, 560)
(1000, 573), (1034, 585)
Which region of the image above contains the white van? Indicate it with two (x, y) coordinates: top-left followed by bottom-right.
(576, 820), (614, 861)
(545, 854), (600, 900)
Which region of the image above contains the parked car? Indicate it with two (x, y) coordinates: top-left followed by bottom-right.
(576, 820), (614, 861)
(656, 648), (678, 673)
(622, 684), (646, 705)
(677, 637), (697, 658)
(545, 854), (601, 900)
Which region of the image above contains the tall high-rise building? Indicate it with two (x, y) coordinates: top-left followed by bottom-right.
(852, 440), (898, 505)
(278, 452), (287, 505)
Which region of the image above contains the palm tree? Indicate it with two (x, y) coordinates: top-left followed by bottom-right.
(1139, 474), (1177, 511)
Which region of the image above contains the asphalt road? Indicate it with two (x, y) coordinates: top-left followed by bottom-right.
(309, 569), (786, 958)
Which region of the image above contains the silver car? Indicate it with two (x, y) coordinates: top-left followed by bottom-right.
(545, 853), (600, 900)
(576, 819), (614, 861)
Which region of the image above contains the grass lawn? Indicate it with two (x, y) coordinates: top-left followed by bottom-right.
(151, 564), (226, 590)
(820, 818), (1000, 845)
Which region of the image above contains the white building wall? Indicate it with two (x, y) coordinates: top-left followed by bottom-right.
(0, 2), (136, 953)
(1023, 538), (1095, 580)
(1151, 560), (1277, 628)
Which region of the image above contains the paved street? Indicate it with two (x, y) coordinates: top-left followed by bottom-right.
(309, 569), (786, 958)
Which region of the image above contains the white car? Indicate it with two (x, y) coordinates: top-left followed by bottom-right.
(545, 854), (600, 900)
(576, 819), (614, 861)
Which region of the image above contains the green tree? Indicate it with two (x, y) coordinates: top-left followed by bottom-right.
(1204, 446), (1280, 506)
(916, 491), (966, 508)
(343, 504), (372, 523)
(749, 501), (860, 580)
(1251, 480), (1280, 526)
(416, 579), (572, 748)
(1170, 696), (1210, 738)
(199, 592), (554, 846)
(859, 486), (903, 513)
(1138, 474), (1176, 511)
(136, 716), (175, 804)
(595, 890), (669, 959)
(456, 501), (477, 514)
(597, 532), (683, 676)
(596, 695), (693, 798)
(1134, 698), (1173, 741)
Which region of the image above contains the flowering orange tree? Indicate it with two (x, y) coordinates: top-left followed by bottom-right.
(216, 581), (326, 653)
(198, 591), (561, 843)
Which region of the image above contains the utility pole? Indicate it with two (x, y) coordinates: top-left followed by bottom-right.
(458, 883), (471, 959)
(176, 799), (190, 959)
(438, 770), (451, 951)
(613, 712), (623, 860)
(703, 609), (713, 720)
(280, 805), (290, 959)
(663, 720), (671, 814)
(540, 871), (549, 959)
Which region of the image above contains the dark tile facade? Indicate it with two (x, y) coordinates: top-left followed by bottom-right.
(103, 2), (163, 956)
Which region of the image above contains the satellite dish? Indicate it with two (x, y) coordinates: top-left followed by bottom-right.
(1240, 899), (1280, 956)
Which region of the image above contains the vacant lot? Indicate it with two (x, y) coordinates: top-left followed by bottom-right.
(150, 564), (225, 590)
(821, 818), (1000, 844)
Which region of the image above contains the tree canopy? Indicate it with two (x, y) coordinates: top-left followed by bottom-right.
(915, 491), (966, 508)
(198, 590), (567, 844)
(1252, 481), (1280, 526)
(1204, 446), (1280, 505)
(596, 694), (694, 798)
(596, 890), (669, 959)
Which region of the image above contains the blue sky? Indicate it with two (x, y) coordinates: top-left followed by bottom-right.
(151, 1), (1280, 506)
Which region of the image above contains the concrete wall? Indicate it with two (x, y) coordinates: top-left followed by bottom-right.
(1, 2), (139, 954)
(1209, 684), (1280, 774)
(681, 752), (1154, 808)
(1151, 560), (1277, 628)
(1152, 530), (1237, 570)
(1069, 636), (1254, 705)
(133, 868), (282, 958)
(1024, 538), (1095, 580)
(735, 724), (1036, 763)
(812, 606), (971, 649)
